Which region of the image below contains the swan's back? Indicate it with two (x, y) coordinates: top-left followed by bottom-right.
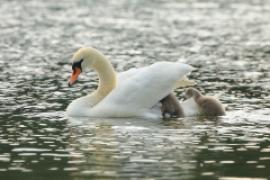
(89, 62), (193, 117)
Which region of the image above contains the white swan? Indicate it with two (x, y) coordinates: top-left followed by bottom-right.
(66, 47), (196, 118)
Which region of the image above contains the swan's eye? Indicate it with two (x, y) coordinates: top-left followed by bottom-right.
(72, 59), (83, 71)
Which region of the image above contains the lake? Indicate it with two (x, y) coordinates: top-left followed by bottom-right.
(0, 0), (270, 179)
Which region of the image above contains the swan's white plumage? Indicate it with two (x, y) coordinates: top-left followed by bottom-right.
(67, 62), (193, 118)
(88, 62), (193, 117)
(66, 47), (196, 118)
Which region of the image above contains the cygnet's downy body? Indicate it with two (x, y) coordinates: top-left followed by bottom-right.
(160, 93), (184, 118)
(185, 88), (225, 116)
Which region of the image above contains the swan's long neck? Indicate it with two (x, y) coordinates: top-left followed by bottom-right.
(91, 53), (117, 102)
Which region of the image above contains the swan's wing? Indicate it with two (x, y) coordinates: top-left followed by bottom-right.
(173, 75), (196, 88)
(117, 68), (142, 82)
(117, 67), (195, 88)
(90, 62), (194, 117)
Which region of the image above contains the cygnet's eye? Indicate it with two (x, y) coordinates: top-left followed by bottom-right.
(72, 59), (83, 71)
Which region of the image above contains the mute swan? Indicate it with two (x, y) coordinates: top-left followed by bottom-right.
(185, 88), (226, 116)
(66, 47), (195, 118)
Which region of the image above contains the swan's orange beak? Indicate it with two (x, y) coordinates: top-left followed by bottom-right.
(68, 67), (81, 87)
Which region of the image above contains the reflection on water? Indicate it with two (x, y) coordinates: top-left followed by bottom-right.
(0, 0), (270, 179)
(1, 116), (270, 179)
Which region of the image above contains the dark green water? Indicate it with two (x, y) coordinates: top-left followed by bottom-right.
(0, 0), (270, 179)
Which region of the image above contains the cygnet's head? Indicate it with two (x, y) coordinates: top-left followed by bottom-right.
(185, 88), (202, 100)
(68, 47), (101, 86)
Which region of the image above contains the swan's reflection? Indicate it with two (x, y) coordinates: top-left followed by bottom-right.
(67, 117), (201, 178)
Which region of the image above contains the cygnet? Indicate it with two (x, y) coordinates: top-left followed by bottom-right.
(160, 93), (184, 118)
(185, 88), (225, 116)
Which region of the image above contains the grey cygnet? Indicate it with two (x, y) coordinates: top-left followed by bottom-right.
(160, 93), (184, 118)
(185, 88), (225, 116)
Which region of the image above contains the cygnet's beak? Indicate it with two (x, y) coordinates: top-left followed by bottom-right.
(68, 67), (81, 87)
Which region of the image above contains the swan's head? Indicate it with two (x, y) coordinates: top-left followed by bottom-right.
(186, 88), (202, 100)
(68, 47), (101, 86)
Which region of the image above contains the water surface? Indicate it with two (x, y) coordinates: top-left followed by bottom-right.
(0, 0), (270, 179)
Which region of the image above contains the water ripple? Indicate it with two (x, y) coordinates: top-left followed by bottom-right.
(0, 0), (270, 179)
